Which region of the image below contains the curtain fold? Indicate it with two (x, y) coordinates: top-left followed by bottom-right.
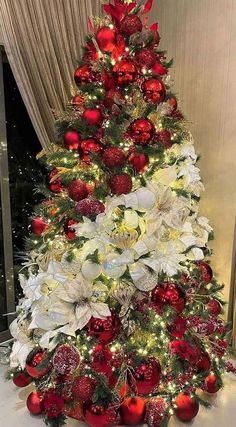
(0, 0), (101, 149)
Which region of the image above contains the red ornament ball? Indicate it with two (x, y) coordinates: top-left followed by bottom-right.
(128, 151), (149, 173)
(195, 353), (211, 372)
(13, 371), (32, 388)
(84, 403), (109, 427)
(196, 260), (213, 283)
(72, 376), (95, 402)
(44, 392), (65, 418)
(64, 218), (78, 240)
(204, 373), (221, 393)
(113, 60), (136, 87)
(72, 94), (84, 108)
(53, 344), (80, 375)
(152, 62), (168, 76)
(152, 282), (186, 314)
(25, 349), (50, 379)
(31, 216), (48, 236)
(48, 168), (63, 193)
(96, 26), (116, 52)
(131, 357), (161, 395)
(26, 391), (44, 415)
(145, 397), (167, 427)
(109, 173), (133, 195)
(120, 397), (146, 426)
(88, 313), (121, 344)
(120, 15), (143, 36)
(155, 129), (173, 148)
(129, 118), (155, 145)
(63, 130), (81, 151)
(174, 393), (199, 422)
(135, 48), (157, 69)
(80, 138), (103, 164)
(76, 197), (105, 217)
(207, 299), (221, 316)
(142, 78), (166, 104)
(83, 108), (103, 126)
(74, 64), (93, 86)
(68, 179), (89, 201)
(102, 147), (126, 169)
(168, 96), (178, 111)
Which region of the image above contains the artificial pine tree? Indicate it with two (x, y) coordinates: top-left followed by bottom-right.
(8, 1), (235, 426)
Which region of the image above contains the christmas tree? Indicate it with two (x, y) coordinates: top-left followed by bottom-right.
(8, 1), (235, 426)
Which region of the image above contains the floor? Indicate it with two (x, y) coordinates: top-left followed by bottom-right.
(0, 365), (236, 427)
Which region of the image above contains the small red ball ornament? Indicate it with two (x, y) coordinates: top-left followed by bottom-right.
(135, 48), (157, 69)
(63, 130), (81, 150)
(25, 349), (50, 379)
(120, 15), (143, 36)
(31, 216), (48, 236)
(53, 344), (80, 375)
(68, 179), (89, 201)
(74, 64), (93, 86)
(26, 391), (44, 415)
(109, 173), (133, 195)
(13, 371), (32, 387)
(113, 60), (136, 87)
(204, 373), (221, 393)
(142, 78), (166, 104)
(64, 218), (78, 240)
(102, 147), (126, 169)
(72, 94), (84, 108)
(76, 197), (105, 217)
(174, 393), (199, 422)
(48, 169), (63, 193)
(128, 151), (149, 173)
(207, 299), (221, 316)
(129, 118), (155, 145)
(196, 260), (213, 283)
(80, 138), (103, 164)
(84, 403), (109, 427)
(96, 26), (116, 52)
(155, 130), (173, 148)
(72, 376), (95, 402)
(87, 313), (121, 343)
(145, 397), (167, 427)
(44, 392), (65, 418)
(83, 108), (103, 126)
(120, 397), (146, 426)
(131, 357), (161, 394)
(152, 282), (186, 314)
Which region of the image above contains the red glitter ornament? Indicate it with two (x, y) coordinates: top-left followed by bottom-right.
(152, 282), (186, 314)
(67, 179), (89, 201)
(52, 344), (80, 375)
(113, 60), (136, 87)
(129, 118), (155, 145)
(43, 392), (65, 418)
(84, 403), (109, 427)
(96, 26), (116, 52)
(145, 397), (167, 427)
(120, 15), (143, 36)
(167, 316), (187, 338)
(74, 64), (93, 86)
(64, 218), (78, 240)
(174, 393), (199, 422)
(80, 138), (103, 164)
(13, 371), (32, 387)
(120, 396), (146, 426)
(83, 108), (103, 126)
(135, 48), (157, 69)
(48, 168), (63, 194)
(109, 173), (133, 195)
(25, 349), (50, 379)
(87, 313), (121, 343)
(155, 129), (173, 148)
(142, 78), (166, 104)
(31, 216), (48, 236)
(63, 130), (81, 151)
(196, 260), (213, 283)
(204, 373), (221, 393)
(207, 299), (221, 316)
(131, 357), (161, 394)
(102, 147), (126, 169)
(72, 376), (95, 402)
(72, 94), (84, 108)
(26, 391), (44, 415)
(128, 151), (149, 173)
(76, 197), (105, 217)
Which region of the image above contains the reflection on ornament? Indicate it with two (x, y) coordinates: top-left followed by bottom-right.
(102, 254), (126, 279)
(110, 226), (138, 249)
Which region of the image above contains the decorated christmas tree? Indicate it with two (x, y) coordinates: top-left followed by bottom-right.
(8, 1), (236, 426)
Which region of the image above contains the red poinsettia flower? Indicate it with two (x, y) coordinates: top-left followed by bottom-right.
(44, 392), (65, 418)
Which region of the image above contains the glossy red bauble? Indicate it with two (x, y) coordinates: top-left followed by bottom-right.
(72, 376), (95, 402)
(174, 393), (199, 422)
(102, 147), (126, 169)
(120, 15), (143, 36)
(113, 60), (136, 87)
(72, 94), (84, 108)
(128, 151), (149, 173)
(131, 357), (161, 395)
(204, 373), (221, 393)
(48, 168), (63, 193)
(76, 197), (105, 217)
(87, 313), (121, 343)
(142, 78), (166, 104)
(135, 48), (157, 69)
(25, 349), (50, 379)
(195, 353), (211, 372)
(31, 216), (48, 236)
(109, 173), (133, 195)
(64, 218), (78, 240)
(84, 403), (109, 427)
(53, 344), (80, 375)
(80, 138), (103, 164)
(67, 179), (89, 201)
(63, 130), (81, 151)
(129, 118), (155, 145)
(13, 371), (32, 387)
(152, 62), (168, 76)
(83, 108), (103, 126)
(196, 260), (213, 284)
(96, 26), (116, 52)
(207, 299), (221, 316)
(26, 391), (44, 415)
(74, 64), (93, 86)
(155, 129), (173, 148)
(152, 282), (186, 314)
(120, 397), (146, 426)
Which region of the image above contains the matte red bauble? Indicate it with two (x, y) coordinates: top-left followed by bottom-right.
(174, 393), (199, 422)
(87, 313), (121, 343)
(84, 403), (109, 427)
(13, 371), (32, 387)
(109, 173), (133, 195)
(26, 391), (44, 415)
(96, 26), (116, 52)
(83, 108), (103, 126)
(53, 344), (80, 375)
(74, 64), (93, 86)
(204, 373), (221, 393)
(142, 78), (166, 104)
(63, 130), (81, 151)
(169, 96), (178, 111)
(131, 357), (161, 395)
(195, 353), (211, 372)
(67, 179), (89, 201)
(76, 197), (105, 217)
(25, 349), (50, 379)
(72, 376), (95, 402)
(48, 169), (63, 193)
(155, 130), (172, 148)
(196, 260), (213, 284)
(145, 397), (167, 427)
(152, 282), (186, 314)
(120, 15), (143, 36)
(129, 118), (155, 145)
(113, 60), (136, 87)
(31, 216), (48, 236)
(128, 151), (149, 173)
(72, 94), (84, 108)
(135, 48), (157, 69)
(102, 147), (126, 169)
(207, 299), (221, 316)
(120, 397), (146, 426)
(64, 218), (78, 240)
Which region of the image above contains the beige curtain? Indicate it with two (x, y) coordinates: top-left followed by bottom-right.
(0, 0), (102, 149)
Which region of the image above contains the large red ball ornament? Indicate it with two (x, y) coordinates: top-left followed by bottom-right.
(135, 48), (157, 69)
(74, 64), (93, 86)
(48, 169), (63, 193)
(63, 130), (81, 151)
(131, 357), (161, 394)
(68, 179), (89, 201)
(72, 94), (84, 108)
(120, 397), (146, 426)
(76, 197), (105, 217)
(142, 78), (166, 104)
(27, 391), (44, 415)
(204, 373), (221, 393)
(152, 282), (186, 314)
(13, 371), (32, 387)
(102, 147), (126, 169)
(207, 299), (222, 316)
(113, 60), (136, 87)
(53, 344), (80, 375)
(87, 313), (121, 343)
(72, 376), (95, 402)
(84, 403), (109, 427)
(155, 130), (173, 149)
(31, 216), (48, 236)
(129, 118), (155, 145)
(196, 260), (213, 284)
(109, 173), (133, 195)
(174, 393), (199, 422)
(25, 349), (50, 379)
(128, 151), (149, 173)
(83, 108), (103, 126)
(96, 26), (116, 52)
(64, 218), (78, 240)
(120, 15), (143, 36)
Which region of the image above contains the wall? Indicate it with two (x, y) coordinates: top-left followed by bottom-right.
(150, 0), (236, 304)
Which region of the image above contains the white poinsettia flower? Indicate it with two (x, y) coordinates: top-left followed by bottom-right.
(29, 294), (74, 331)
(196, 216), (213, 233)
(178, 159), (201, 186)
(152, 164), (178, 186)
(123, 187), (156, 211)
(9, 318), (35, 368)
(142, 241), (186, 276)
